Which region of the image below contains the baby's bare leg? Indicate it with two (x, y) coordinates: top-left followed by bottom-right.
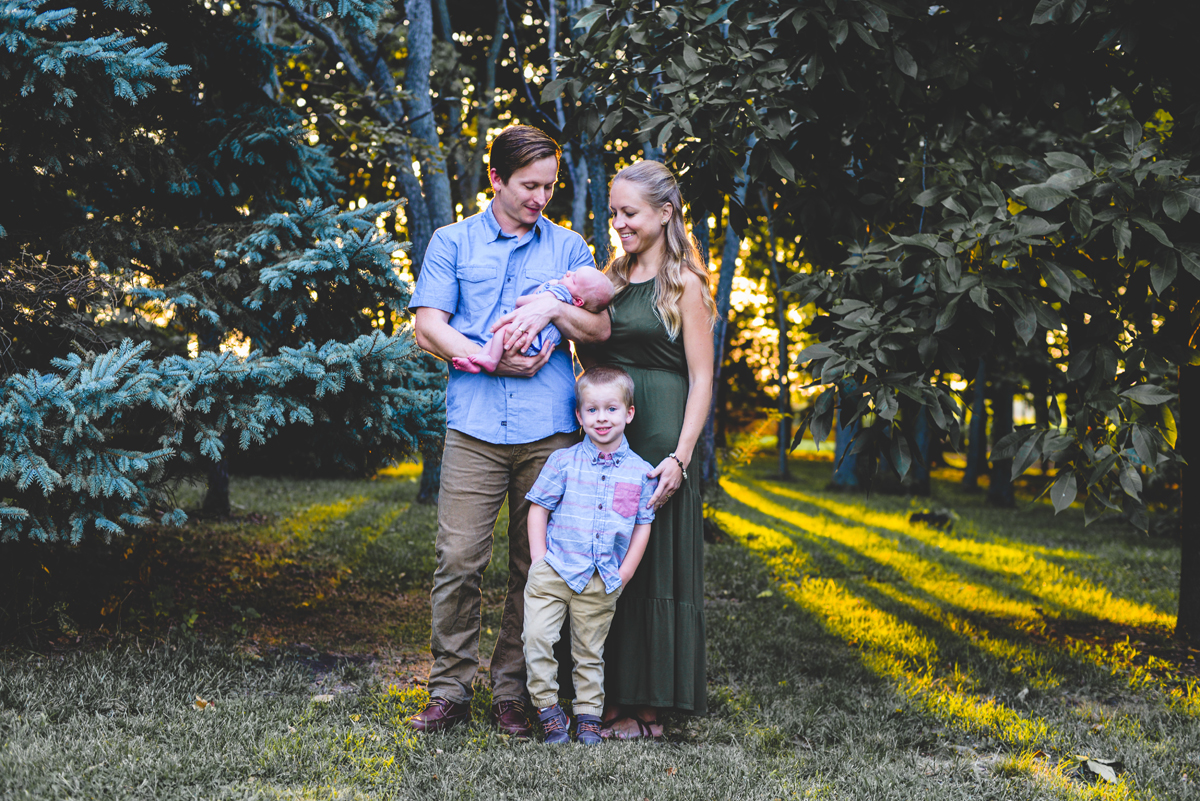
(450, 330), (506, 373)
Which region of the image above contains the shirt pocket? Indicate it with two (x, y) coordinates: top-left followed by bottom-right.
(612, 482), (641, 518)
(457, 264), (499, 311)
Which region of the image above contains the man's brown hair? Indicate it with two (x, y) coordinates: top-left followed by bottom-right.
(488, 125), (561, 183)
(576, 365), (635, 410)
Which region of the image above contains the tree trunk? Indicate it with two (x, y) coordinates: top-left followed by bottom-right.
(549, 0), (589, 235)
(987, 382), (1015, 507)
(583, 136), (610, 266)
(830, 398), (862, 490)
(1175, 345), (1199, 640)
(907, 405), (932, 496)
(963, 358), (988, 487)
(202, 448), (231, 517)
(456, 0), (506, 216)
(700, 194), (746, 492)
(760, 188), (790, 480)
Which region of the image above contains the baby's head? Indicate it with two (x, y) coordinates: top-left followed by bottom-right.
(559, 266), (615, 312)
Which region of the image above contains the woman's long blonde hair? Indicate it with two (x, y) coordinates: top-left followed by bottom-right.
(605, 161), (716, 340)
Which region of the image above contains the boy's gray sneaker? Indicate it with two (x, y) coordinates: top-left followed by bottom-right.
(537, 704), (570, 744)
(575, 713), (603, 745)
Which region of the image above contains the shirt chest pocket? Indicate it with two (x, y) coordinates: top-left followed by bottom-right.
(457, 264), (499, 311)
(612, 482), (641, 518)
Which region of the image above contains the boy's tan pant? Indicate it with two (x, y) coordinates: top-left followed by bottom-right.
(522, 559), (621, 717)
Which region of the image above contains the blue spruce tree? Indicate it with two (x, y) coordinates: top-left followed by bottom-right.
(0, 0), (444, 541)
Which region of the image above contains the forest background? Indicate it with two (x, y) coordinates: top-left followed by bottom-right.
(1, 0), (1196, 641)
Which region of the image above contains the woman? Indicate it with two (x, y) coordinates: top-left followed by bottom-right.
(580, 160), (716, 739)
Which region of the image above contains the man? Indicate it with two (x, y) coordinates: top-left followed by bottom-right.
(408, 125), (610, 736)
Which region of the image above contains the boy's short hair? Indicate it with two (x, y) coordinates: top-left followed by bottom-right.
(576, 365), (635, 410)
(488, 125), (561, 183)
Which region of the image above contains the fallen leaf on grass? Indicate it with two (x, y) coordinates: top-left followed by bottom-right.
(312, 694), (335, 703)
(666, 767), (677, 776)
(193, 695), (216, 710)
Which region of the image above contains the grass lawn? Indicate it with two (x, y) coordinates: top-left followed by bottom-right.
(2, 457), (1197, 800)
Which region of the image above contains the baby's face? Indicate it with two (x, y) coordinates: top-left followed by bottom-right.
(557, 269), (586, 299)
(558, 267), (605, 304)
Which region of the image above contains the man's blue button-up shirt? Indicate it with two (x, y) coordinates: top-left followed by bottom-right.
(525, 436), (657, 594)
(410, 204), (595, 445)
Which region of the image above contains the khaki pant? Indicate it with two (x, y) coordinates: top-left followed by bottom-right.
(522, 559), (621, 717)
(428, 428), (577, 705)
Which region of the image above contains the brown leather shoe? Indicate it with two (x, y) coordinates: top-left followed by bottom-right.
(491, 698), (533, 738)
(408, 697), (471, 733)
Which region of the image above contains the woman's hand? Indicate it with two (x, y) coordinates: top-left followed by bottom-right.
(491, 293), (559, 354)
(646, 456), (684, 509)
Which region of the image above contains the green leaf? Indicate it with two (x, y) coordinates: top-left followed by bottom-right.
(1120, 384), (1176, 405)
(683, 45), (704, 71)
(1181, 248), (1200, 279)
(918, 334), (937, 364)
(1070, 201), (1093, 237)
(935, 294), (961, 332)
(1134, 217), (1173, 247)
(1011, 431), (1046, 480)
(1031, 0), (1066, 24)
(891, 430), (912, 478)
(1112, 218), (1131, 258)
(795, 342), (837, 363)
(767, 144), (796, 182)
(1119, 465), (1142, 498)
(810, 389), (836, 446)
(831, 18), (849, 46)
(540, 78), (567, 104)
(805, 52), (823, 88)
(1014, 216), (1063, 237)
(573, 7), (607, 34)
(1041, 260), (1072, 301)
(1163, 405), (1178, 448)
(914, 186), (952, 207)
(1124, 121), (1142, 150)
(1163, 191), (1190, 222)
(1044, 151), (1088, 171)
(704, 0), (737, 25)
(1150, 254), (1177, 296)
(893, 45), (917, 78)
(1013, 183), (1072, 211)
(1049, 471), (1077, 513)
(862, 4), (889, 31)
(1131, 425), (1154, 468)
(851, 21), (880, 48)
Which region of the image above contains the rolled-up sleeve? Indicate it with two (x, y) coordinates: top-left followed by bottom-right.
(635, 477), (657, 525)
(525, 451), (567, 511)
(409, 230), (458, 313)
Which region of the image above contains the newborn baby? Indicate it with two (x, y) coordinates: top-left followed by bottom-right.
(452, 266), (615, 374)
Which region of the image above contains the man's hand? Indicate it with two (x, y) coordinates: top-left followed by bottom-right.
(492, 341), (554, 377)
(492, 293), (559, 354)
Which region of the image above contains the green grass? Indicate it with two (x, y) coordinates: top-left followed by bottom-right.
(2, 457), (1196, 799)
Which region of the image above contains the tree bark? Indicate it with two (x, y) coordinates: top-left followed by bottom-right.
(700, 202), (743, 492)
(987, 382), (1015, 507)
(1174, 291), (1199, 640)
(583, 136), (610, 266)
(831, 398), (862, 490)
(760, 188), (790, 480)
(457, 0), (507, 216)
(404, 0), (455, 232)
(549, 0), (589, 234)
(963, 358), (988, 487)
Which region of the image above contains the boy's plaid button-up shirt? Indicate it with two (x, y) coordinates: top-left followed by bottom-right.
(525, 436), (657, 594)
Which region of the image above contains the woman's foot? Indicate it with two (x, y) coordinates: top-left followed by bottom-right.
(600, 715), (663, 739)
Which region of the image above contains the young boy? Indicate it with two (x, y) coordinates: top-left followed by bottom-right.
(521, 366), (657, 744)
(451, 266), (614, 374)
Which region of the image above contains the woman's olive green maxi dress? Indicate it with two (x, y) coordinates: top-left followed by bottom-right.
(581, 278), (707, 714)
